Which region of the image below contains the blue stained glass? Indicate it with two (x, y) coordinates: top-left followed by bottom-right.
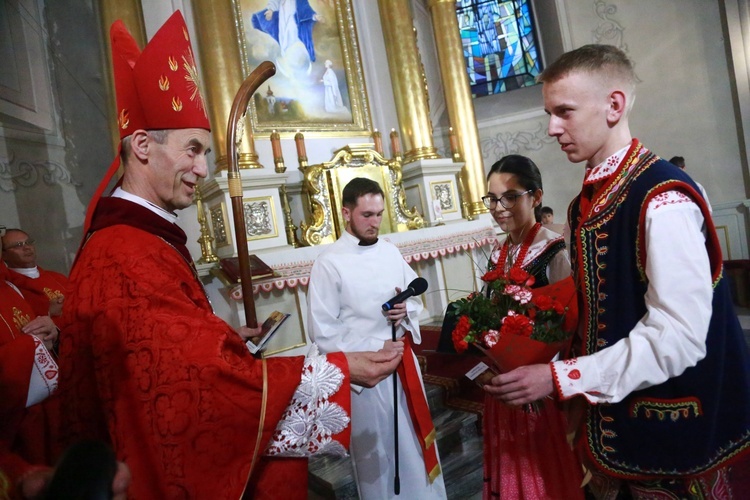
(457, 0), (542, 97)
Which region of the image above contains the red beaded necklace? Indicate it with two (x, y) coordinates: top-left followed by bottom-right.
(497, 222), (542, 273)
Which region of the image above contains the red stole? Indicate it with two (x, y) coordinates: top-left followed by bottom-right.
(397, 335), (441, 482)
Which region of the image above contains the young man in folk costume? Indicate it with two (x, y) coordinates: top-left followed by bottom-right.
(57, 12), (402, 499)
(307, 177), (446, 499)
(485, 44), (750, 498)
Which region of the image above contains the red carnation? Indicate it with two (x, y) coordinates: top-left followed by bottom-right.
(508, 267), (535, 287)
(500, 313), (534, 338)
(481, 268), (504, 283)
(482, 329), (500, 348)
(532, 294), (554, 311)
(452, 315), (472, 353)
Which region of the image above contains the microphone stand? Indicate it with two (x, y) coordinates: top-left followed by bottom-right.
(392, 321), (400, 495)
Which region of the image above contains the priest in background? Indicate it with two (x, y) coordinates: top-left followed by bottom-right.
(2, 228), (71, 326)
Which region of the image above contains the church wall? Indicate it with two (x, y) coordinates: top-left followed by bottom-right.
(468, 0), (748, 227)
(0, 0), (110, 273)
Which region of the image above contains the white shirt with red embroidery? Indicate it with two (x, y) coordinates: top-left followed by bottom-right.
(551, 146), (713, 404)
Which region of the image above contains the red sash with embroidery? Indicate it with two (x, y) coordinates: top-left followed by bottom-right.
(396, 335), (441, 483)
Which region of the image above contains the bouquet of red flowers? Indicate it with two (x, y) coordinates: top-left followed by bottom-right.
(451, 267), (577, 374)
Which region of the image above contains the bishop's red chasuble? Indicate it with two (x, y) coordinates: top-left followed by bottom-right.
(60, 199), (351, 498)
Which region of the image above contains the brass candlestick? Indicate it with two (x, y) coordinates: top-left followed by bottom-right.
(295, 130), (308, 168)
(270, 129), (286, 173)
(280, 185), (299, 248)
(195, 185), (219, 264)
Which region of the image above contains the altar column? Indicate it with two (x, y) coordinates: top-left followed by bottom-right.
(427, 0), (487, 219)
(377, 0), (440, 164)
(99, 0), (146, 151)
(191, 0), (263, 171)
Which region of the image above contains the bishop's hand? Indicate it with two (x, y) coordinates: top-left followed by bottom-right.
(345, 350), (402, 388)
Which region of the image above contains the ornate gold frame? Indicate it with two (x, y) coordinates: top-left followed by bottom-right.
(233, 0), (372, 137)
(430, 179), (458, 214)
(299, 144), (423, 246)
(209, 202), (233, 248)
(242, 195), (279, 241)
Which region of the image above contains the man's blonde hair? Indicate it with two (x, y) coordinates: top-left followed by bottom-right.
(539, 44), (636, 110)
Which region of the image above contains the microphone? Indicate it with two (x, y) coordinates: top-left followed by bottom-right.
(382, 277), (428, 311)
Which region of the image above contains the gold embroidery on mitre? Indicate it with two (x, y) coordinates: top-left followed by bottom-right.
(168, 56), (178, 72)
(182, 26), (189, 41)
(12, 307), (30, 330)
(159, 75), (170, 91)
(182, 48), (207, 117)
(118, 109), (130, 130)
(172, 96), (183, 112)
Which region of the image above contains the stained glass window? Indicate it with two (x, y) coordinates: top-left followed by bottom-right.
(456, 0), (542, 97)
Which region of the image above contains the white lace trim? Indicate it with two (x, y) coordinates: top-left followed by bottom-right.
(265, 344), (350, 457)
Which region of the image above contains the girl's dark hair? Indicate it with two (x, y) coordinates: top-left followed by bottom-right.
(487, 154), (544, 222)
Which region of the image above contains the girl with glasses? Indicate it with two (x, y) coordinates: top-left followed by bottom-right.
(480, 154), (581, 499)
(438, 154), (581, 499)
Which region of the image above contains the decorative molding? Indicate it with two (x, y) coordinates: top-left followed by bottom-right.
(479, 121), (556, 164)
(0, 153), (81, 192)
(593, 1), (627, 50)
(242, 195), (279, 241)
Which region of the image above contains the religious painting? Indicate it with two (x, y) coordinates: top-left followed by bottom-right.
(242, 195), (279, 241)
(430, 180), (458, 214)
(235, 0), (372, 136)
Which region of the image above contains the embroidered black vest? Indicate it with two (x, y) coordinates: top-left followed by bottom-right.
(568, 140), (750, 478)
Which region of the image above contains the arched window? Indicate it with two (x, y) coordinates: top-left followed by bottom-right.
(457, 0), (542, 97)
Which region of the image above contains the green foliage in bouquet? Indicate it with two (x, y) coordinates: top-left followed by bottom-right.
(451, 266), (571, 354)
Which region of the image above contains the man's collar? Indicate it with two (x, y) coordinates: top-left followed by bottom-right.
(112, 187), (178, 224)
(341, 230), (378, 247)
(8, 266), (39, 279)
(583, 144), (631, 185)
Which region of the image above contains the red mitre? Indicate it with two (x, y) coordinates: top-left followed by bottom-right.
(112, 10), (210, 137)
(80, 10), (211, 243)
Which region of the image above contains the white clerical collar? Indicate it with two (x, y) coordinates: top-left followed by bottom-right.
(341, 229), (378, 247)
(112, 187), (178, 224)
(8, 266), (39, 279)
(584, 145), (630, 185)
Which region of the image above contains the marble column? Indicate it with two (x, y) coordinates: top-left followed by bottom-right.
(191, 0), (263, 172)
(427, 0), (487, 219)
(377, 0), (440, 164)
